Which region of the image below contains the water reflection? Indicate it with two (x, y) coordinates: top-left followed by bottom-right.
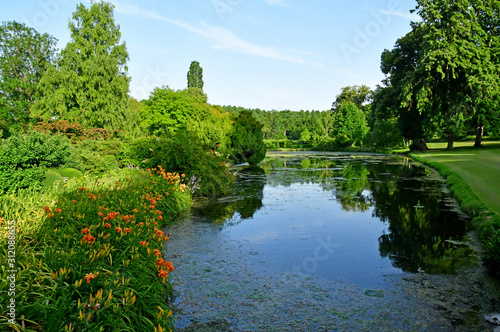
(191, 167), (266, 226)
(221, 154), (473, 274)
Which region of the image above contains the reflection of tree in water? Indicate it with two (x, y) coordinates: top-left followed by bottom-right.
(327, 162), (372, 212)
(371, 164), (473, 273)
(206, 154), (474, 273)
(192, 167), (266, 225)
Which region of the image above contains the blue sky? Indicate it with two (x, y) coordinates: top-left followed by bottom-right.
(1, 0), (420, 111)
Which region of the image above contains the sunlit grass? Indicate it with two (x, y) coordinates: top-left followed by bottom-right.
(415, 141), (500, 215)
(411, 141), (500, 274)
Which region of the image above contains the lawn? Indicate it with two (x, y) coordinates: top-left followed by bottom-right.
(413, 141), (500, 215)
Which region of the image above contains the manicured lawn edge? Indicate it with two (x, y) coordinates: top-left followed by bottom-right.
(410, 152), (500, 275)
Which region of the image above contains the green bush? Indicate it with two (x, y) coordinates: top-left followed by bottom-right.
(42, 169), (64, 188)
(125, 132), (234, 196)
(58, 167), (84, 179)
(0, 130), (70, 193)
(229, 111), (266, 165)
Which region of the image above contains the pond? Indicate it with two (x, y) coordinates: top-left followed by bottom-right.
(165, 152), (500, 331)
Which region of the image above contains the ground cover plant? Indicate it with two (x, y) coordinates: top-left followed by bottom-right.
(410, 141), (500, 275)
(0, 166), (191, 331)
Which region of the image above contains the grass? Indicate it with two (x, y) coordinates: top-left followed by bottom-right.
(416, 141), (500, 215)
(410, 141), (500, 275)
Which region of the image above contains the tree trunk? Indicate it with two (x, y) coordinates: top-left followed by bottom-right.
(474, 124), (484, 148)
(447, 131), (455, 150)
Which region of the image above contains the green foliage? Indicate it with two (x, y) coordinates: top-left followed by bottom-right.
(42, 169), (64, 188)
(59, 167), (84, 179)
(141, 86), (209, 135)
(332, 85), (373, 126)
(331, 102), (369, 147)
(0, 21), (57, 130)
(402, 0), (500, 149)
(0, 130), (70, 193)
(124, 132), (235, 196)
(0, 169), (190, 331)
(187, 60), (204, 90)
(67, 140), (121, 175)
(230, 111), (266, 165)
(370, 118), (403, 148)
(300, 128), (312, 143)
(33, 1), (130, 129)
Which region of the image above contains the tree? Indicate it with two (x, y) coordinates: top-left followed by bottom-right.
(375, 25), (431, 149)
(230, 111), (266, 165)
(141, 86), (209, 135)
(331, 85), (373, 125)
(331, 102), (369, 147)
(33, 1), (130, 129)
(187, 60), (204, 90)
(403, 0), (500, 149)
(0, 21), (57, 132)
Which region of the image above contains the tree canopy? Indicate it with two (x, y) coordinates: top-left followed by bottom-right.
(33, 1), (130, 129)
(187, 60), (204, 90)
(0, 21), (57, 132)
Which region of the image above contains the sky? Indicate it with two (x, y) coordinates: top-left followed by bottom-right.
(1, 0), (420, 111)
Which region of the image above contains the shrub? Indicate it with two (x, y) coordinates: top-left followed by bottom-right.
(124, 132), (234, 196)
(58, 167), (84, 179)
(42, 169), (64, 188)
(0, 130), (70, 193)
(230, 111), (266, 165)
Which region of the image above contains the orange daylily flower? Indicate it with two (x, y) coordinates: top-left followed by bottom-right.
(158, 270), (169, 279)
(84, 273), (97, 283)
(81, 228), (89, 234)
(104, 223), (111, 228)
(116, 227), (123, 233)
(139, 241), (148, 246)
(43, 206), (51, 213)
(82, 234), (95, 244)
(124, 228), (131, 234)
(154, 249), (161, 257)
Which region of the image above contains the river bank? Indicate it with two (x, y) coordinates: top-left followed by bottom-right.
(410, 141), (500, 275)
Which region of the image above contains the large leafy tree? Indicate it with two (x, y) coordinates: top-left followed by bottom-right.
(142, 86), (209, 134)
(33, 1), (130, 129)
(375, 25), (431, 149)
(187, 60), (204, 90)
(0, 21), (57, 132)
(331, 102), (369, 147)
(403, 0), (500, 149)
(332, 85), (373, 125)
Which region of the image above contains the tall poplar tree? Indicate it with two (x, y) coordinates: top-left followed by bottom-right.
(187, 60), (204, 90)
(34, 1), (130, 129)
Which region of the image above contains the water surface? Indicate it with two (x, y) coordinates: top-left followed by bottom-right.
(166, 152), (500, 331)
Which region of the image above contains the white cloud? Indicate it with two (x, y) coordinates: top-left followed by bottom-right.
(264, 0), (289, 7)
(113, 1), (323, 67)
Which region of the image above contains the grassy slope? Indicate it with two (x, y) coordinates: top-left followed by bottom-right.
(417, 141), (500, 215)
